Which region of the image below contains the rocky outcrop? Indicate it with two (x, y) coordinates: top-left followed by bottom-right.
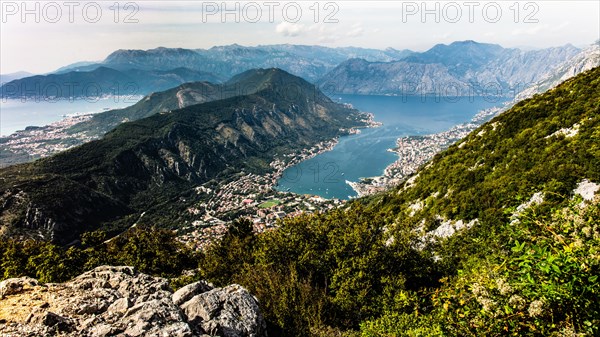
(515, 43), (600, 101)
(0, 266), (267, 337)
(181, 285), (266, 337)
(319, 41), (583, 96)
(0, 277), (39, 299)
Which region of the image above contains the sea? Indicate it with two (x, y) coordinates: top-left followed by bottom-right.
(0, 97), (140, 136)
(275, 94), (504, 200)
(1, 94), (503, 200)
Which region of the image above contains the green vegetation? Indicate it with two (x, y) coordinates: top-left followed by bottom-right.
(259, 199), (282, 208)
(359, 198), (600, 336)
(0, 68), (365, 245)
(4, 198), (597, 336)
(0, 67), (598, 336)
(0, 227), (197, 283)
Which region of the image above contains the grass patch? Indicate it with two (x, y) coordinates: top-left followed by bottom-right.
(259, 199), (281, 209)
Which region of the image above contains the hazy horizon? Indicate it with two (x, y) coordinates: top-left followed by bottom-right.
(1, 1), (598, 74)
(2, 39), (596, 76)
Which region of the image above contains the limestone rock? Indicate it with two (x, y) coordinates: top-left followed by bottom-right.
(0, 276), (38, 299)
(173, 280), (213, 306)
(26, 309), (74, 333)
(107, 297), (131, 314)
(0, 266), (267, 337)
(182, 284), (267, 337)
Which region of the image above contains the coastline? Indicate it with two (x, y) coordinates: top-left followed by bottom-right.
(0, 96), (137, 167)
(0, 114), (97, 167)
(271, 111), (381, 191)
(0, 96), (138, 136)
(176, 112), (380, 249)
(346, 106), (507, 197)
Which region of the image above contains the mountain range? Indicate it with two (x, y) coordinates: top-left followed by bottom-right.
(0, 66), (220, 100)
(2, 41), (591, 100)
(0, 44), (412, 99)
(319, 40), (585, 96)
(3, 65), (597, 337)
(58, 44), (414, 82)
(0, 71), (34, 84)
(68, 42), (600, 146)
(0, 69), (368, 245)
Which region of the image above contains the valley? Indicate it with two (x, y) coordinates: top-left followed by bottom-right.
(1, 22), (599, 336)
(0, 68), (373, 245)
(276, 95), (502, 199)
(1, 63), (598, 337)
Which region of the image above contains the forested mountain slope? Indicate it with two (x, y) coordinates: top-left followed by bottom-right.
(0, 67), (598, 337)
(0, 69), (365, 245)
(199, 66), (600, 336)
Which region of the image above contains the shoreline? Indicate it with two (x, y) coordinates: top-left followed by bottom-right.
(346, 105), (507, 197)
(271, 111), (382, 198)
(0, 114), (98, 167)
(271, 111), (381, 192)
(0, 95), (139, 137)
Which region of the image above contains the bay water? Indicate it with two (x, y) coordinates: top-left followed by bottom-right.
(0, 97), (138, 136)
(276, 94), (502, 199)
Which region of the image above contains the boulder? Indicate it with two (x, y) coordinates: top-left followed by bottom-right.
(0, 276), (39, 298)
(107, 297), (131, 314)
(0, 266), (268, 337)
(173, 280), (214, 306)
(181, 284), (267, 337)
(26, 310), (74, 333)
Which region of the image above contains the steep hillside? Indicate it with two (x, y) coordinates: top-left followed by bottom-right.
(195, 67), (600, 336)
(0, 69), (366, 245)
(378, 66), (599, 224)
(67, 81), (226, 138)
(516, 42), (600, 101)
(71, 67), (344, 139)
(0, 67), (340, 167)
(0, 68), (598, 337)
(319, 58), (470, 95)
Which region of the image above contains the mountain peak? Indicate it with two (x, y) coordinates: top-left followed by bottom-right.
(226, 68), (310, 86)
(0, 66), (362, 244)
(401, 40), (505, 73)
(451, 39), (479, 45)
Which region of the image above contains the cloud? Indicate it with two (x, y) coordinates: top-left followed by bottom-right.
(346, 23), (364, 37)
(551, 21), (570, 32)
(434, 32), (452, 40)
(512, 24), (549, 36)
(275, 22), (305, 37)
(303, 24), (342, 43)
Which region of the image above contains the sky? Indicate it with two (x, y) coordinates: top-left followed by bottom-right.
(1, 0), (599, 74)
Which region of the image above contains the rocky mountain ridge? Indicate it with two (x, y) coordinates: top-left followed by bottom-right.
(70, 44), (414, 83)
(515, 42), (600, 101)
(5, 41), (584, 101)
(319, 41), (583, 96)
